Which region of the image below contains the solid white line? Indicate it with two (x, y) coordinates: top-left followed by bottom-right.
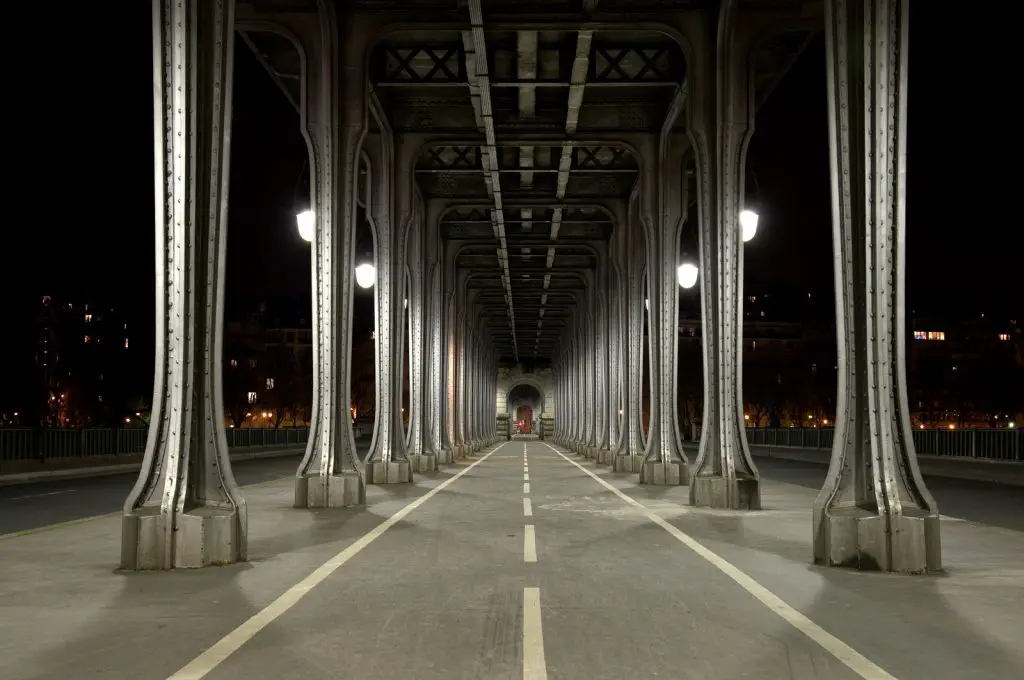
(524, 524), (537, 563)
(541, 442), (899, 680)
(523, 587), (548, 680)
(523, 482), (530, 494)
(168, 444), (506, 680)
(524, 497), (533, 517)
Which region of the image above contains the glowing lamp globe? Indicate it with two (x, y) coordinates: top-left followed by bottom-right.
(739, 209), (759, 243)
(295, 210), (315, 243)
(677, 262), (698, 289)
(355, 263), (376, 289)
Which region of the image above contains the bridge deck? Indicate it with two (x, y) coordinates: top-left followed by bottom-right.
(1, 442), (1021, 680)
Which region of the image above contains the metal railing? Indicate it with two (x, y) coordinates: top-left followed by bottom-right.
(745, 427), (1021, 463)
(0, 427), (310, 463)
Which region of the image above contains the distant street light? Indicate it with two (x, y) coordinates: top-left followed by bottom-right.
(739, 209), (759, 243)
(677, 262), (699, 289)
(296, 209), (314, 243)
(355, 263), (376, 289)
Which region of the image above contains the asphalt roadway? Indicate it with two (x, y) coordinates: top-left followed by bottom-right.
(1, 449), (1020, 537)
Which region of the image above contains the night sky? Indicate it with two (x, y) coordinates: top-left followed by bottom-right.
(4, 3), (1019, 410)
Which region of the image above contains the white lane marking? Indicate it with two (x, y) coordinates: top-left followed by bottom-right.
(524, 497), (533, 517)
(4, 489), (76, 501)
(523, 587), (548, 680)
(523, 482), (530, 495)
(541, 442), (900, 680)
(524, 524), (537, 563)
(168, 444), (506, 680)
(524, 473), (530, 481)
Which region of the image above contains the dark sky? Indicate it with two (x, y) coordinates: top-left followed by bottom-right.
(5, 3), (1019, 404)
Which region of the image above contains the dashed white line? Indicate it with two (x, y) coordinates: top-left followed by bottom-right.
(523, 587), (548, 680)
(523, 482), (530, 494)
(541, 442), (899, 680)
(524, 473), (530, 481)
(166, 444), (506, 680)
(523, 497), (533, 517)
(524, 524), (537, 563)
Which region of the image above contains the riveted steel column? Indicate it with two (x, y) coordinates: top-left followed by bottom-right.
(687, 1), (761, 509)
(405, 194), (436, 472)
(582, 305), (595, 457)
(603, 260), (623, 460)
(121, 0), (247, 570)
(814, 0), (940, 573)
(292, 4), (369, 511)
(594, 250), (611, 463)
(640, 119), (691, 486)
(364, 128), (413, 485)
(614, 194), (648, 472)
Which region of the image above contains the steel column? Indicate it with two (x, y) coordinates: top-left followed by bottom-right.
(814, 0), (941, 573)
(122, 0), (247, 570)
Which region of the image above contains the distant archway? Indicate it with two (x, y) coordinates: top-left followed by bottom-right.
(508, 383), (542, 435)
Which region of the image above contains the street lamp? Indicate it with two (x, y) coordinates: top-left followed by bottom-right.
(739, 209), (759, 243)
(296, 209), (314, 243)
(677, 262), (698, 289)
(355, 262), (376, 289)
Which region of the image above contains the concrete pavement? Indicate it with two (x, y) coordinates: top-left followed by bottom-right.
(1, 441), (1021, 679)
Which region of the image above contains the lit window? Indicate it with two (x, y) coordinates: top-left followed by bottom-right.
(124, 338), (129, 348)
(230, 359), (238, 368)
(266, 378), (275, 390)
(913, 331), (925, 340)
(247, 391), (257, 404)
(249, 359), (257, 369)
(811, 363), (818, 374)
(929, 332), (945, 341)
(84, 335), (90, 343)
(84, 314), (92, 322)
(998, 333), (1009, 341)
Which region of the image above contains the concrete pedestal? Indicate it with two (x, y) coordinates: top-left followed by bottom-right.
(294, 471), (365, 509)
(690, 475), (760, 510)
(613, 454), (643, 473)
(639, 460), (687, 486)
(121, 505), (244, 571)
(814, 506), (941, 574)
(365, 460), (413, 485)
(595, 448), (612, 465)
(408, 453), (437, 473)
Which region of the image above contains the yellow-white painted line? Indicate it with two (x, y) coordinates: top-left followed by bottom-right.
(541, 443), (899, 680)
(524, 524), (537, 563)
(523, 482), (530, 494)
(523, 497), (533, 517)
(523, 587), (548, 680)
(167, 444), (506, 680)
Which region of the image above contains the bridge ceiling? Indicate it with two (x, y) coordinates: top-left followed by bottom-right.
(237, 0), (818, 362)
(373, 20), (682, 361)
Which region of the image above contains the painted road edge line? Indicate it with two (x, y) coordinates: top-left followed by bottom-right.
(523, 587), (548, 680)
(168, 443), (506, 680)
(542, 442), (899, 680)
(0, 474), (295, 542)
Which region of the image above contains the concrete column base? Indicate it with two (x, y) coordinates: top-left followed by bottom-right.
(613, 454), (643, 473)
(365, 460), (413, 485)
(595, 448), (613, 465)
(639, 460), (687, 485)
(121, 505), (244, 571)
(294, 471), (365, 509)
(408, 453), (437, 473)
(437, 449), (455, 465)
(690, 475), (760, 510)
(814, 506), (941, 573)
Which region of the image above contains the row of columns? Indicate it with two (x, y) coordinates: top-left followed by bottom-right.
(124, 0), (939, 575)
(122, 0), (500, 570)
(554, 0), (941, 573)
